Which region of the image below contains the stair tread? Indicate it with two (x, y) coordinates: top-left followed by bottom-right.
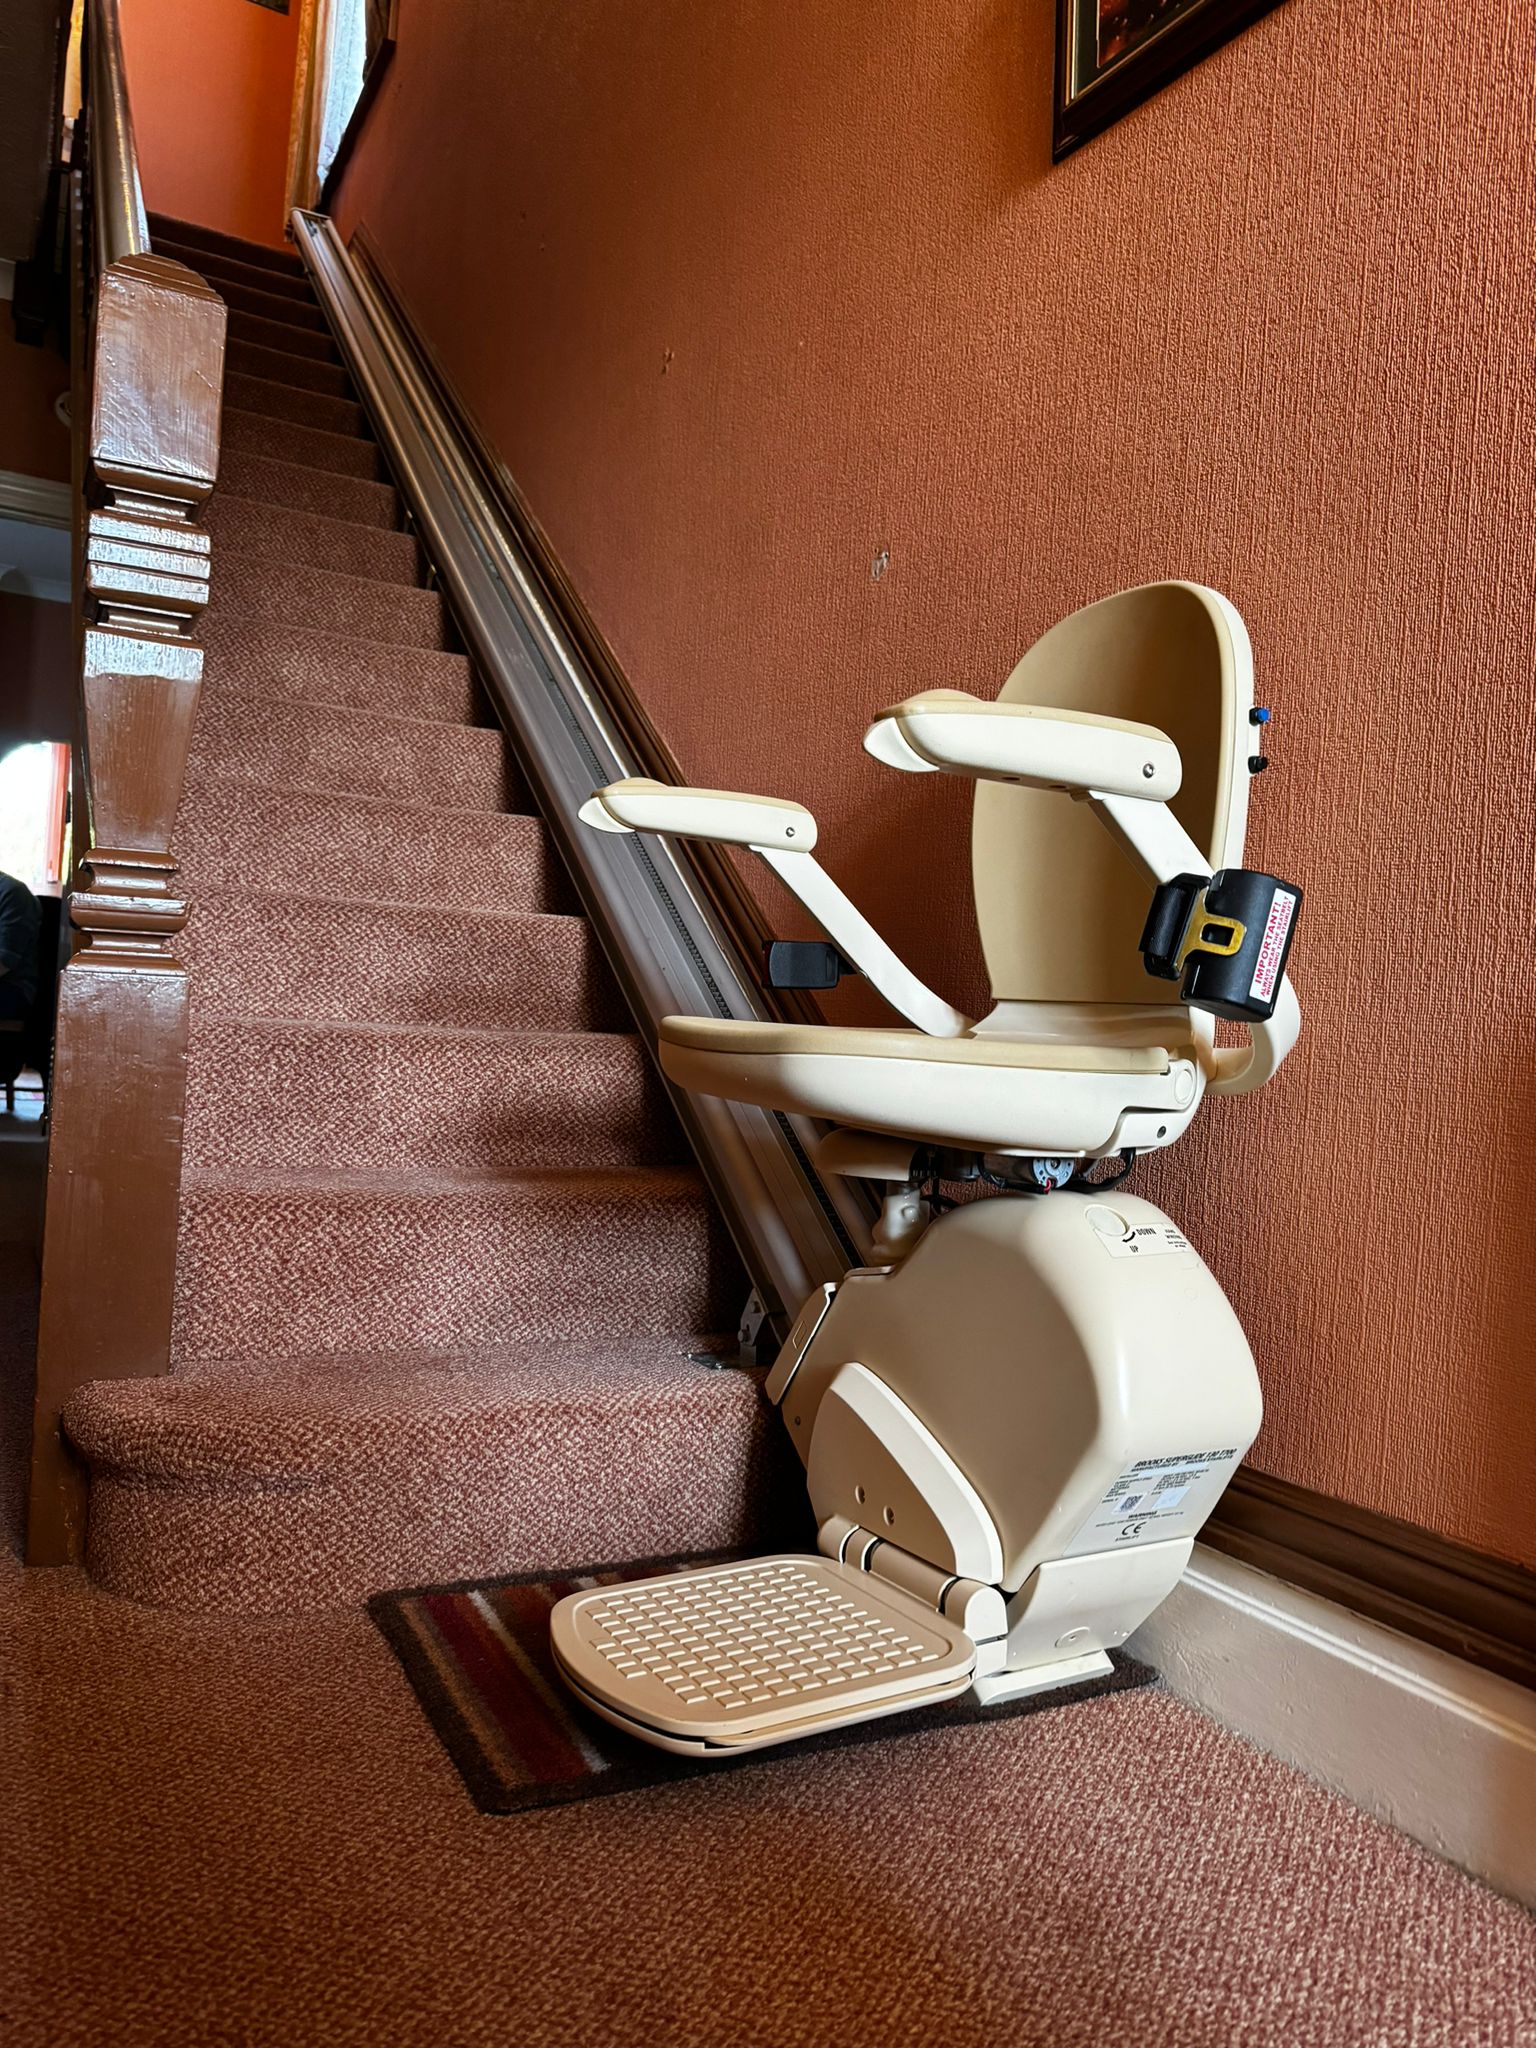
(224, 406), (382, 480)
(188, 692), (512, 811)
(227, 339), (352, 398)
(203, 495), (422, 586)
(183, 1014), (675, 1176)
(212, 550), (452, 651)
(68, 1333), (756, 1478)
(227, 309), (339, 363)
(220, 448), (398, 527)
(187, 881), (580, 928)
(179, 765), (532, 826)
(194, 688), (490, 748)
(224, 371), (366, 437)
(207, 274), (329, 330)
(198, 610), (475, 724)
(182, 1158), (702, 1197)
(181, 887), (626, 1034)
(191, 1012), (642, 1049)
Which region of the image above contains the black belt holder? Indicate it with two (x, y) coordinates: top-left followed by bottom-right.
(1139, 868), (1301, 1023)
(764, 940), (859, 991)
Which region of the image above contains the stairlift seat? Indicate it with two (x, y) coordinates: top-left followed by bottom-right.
(660, 1018), (1172, 1073)
(659, 1016), (1191, 1155)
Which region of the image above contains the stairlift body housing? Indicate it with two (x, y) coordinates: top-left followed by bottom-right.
(770, 1189), (1262, 1695)
(554, 582), (1297, 1749)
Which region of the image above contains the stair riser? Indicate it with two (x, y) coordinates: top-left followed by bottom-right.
(212, 553), (453, 651)
(198, 615), (477, 722)
(220, 450), (399, 531)
(175, 782), (564, 913)
(204, 497), (423, 587)
(183, 898), (626, 1034)
(156, 240), (316, 303)
(228, 309), (340, 364)
(169, 1177), (738, 1363)
(148, 214), (306, 277)
(78, 1383), (797, 1613)
(184, 1029), (684, 1174)
(225, 372), (368, 439)
(187, 696), (513, 812)
(227, 340), (352, 399)
(224, 408), (385, 483)
(214, 279), (330, 333)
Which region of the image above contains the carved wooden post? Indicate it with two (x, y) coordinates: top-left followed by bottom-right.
(27, 201), (226, 1553)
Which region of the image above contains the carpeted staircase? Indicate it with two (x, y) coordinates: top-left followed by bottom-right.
(65, 217), (794, 1614)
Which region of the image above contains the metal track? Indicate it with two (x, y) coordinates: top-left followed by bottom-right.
(291, 211), (865, 1326)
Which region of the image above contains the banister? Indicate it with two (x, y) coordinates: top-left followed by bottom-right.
(87, 0), (150, 267)
(27, 7), (228, 1565)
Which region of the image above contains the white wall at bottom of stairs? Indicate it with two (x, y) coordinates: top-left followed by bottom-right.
(1127, 1545), (1536, 1910)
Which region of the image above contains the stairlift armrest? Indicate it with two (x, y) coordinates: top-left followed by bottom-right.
(579, 779), (971, 1037)
(580, 777), (816, 851)
(864, 691), (1182, 803)
(1207, 975), (1302, 1094)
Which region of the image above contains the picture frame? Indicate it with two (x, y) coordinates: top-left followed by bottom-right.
(1053, 0), (1288, 160)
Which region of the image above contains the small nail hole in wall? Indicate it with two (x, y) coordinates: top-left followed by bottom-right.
(871, 549), (890, 581)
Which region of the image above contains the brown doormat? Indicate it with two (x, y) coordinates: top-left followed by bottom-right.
(368, 1553), (1156, 1814)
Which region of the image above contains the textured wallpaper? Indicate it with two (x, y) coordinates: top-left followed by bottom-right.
(336, 0), (1536, 1568)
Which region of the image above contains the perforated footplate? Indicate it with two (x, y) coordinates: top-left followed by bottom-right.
(550, 1555), (977, 1754)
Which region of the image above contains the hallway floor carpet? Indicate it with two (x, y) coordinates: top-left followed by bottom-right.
(7, 1547), (1535, 2048)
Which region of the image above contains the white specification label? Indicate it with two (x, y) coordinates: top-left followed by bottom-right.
(1063, 1447), (1241, 1555)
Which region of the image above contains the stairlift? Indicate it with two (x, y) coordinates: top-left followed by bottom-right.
(551, 582), (1302, 1755)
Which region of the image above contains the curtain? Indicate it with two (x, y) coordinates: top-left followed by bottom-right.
(285, 0), (338, 217)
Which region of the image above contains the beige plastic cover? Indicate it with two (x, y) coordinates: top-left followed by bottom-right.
(972, 582), (1251, 1005)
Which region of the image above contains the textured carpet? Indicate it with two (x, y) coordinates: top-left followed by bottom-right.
(204, 492), (425, 581)
(6, 1550), (1535, 2046)
(68, 1340), (799, 1611)
(371, 1552), (1150, 1812)
(214, 548), (453, 646)
(64, 230), (751, 1612)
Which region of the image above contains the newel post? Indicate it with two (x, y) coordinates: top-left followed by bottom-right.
(27, 249), (226, 1564)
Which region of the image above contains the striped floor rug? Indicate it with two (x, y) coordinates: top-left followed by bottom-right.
(369, 1554), (1154, 1812)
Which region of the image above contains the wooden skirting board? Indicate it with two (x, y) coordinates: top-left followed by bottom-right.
(1205, 1470), (1536, 1692)
(342, 222), (1536, 1700)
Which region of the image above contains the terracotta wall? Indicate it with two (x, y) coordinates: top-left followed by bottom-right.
(332, 0), (1536, 1570)
(121, 0), (299, 247)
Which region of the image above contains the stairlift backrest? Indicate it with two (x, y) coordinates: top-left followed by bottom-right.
(969, 582), (1252, 1010)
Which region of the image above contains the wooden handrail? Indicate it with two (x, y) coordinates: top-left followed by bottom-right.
(87, 0), (149, 266)
(28, 0), (228, 1564)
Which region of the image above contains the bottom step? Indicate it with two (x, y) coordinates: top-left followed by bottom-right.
(65, 1337), (806, 1613)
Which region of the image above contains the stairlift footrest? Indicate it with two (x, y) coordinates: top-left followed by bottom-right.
(550, 1556), (976, 1754)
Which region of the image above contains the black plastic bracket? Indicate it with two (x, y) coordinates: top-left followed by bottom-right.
(764, 940), (860, 991)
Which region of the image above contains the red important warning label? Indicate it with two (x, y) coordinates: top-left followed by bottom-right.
(1248, 888), (1297, 1006)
